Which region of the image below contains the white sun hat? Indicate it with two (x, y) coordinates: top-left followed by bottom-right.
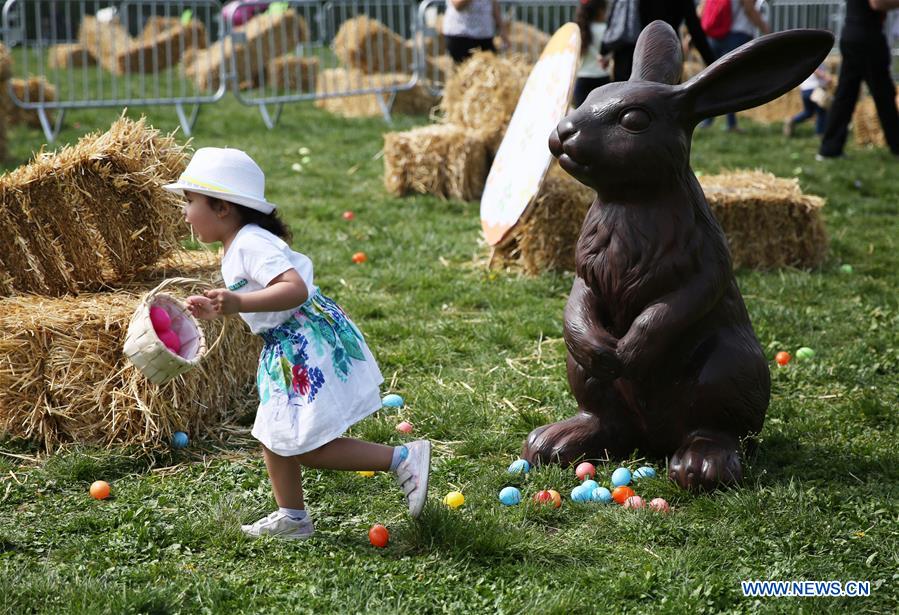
(163, 147), (277, 214)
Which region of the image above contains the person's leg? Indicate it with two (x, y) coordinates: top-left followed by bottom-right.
(263, 445), (305, 509)
(572, 77), (610, 108)
(819, 40), (864, 157)
(477, 37), (496, 54)
(792, 90), (816, 125)
(295, 437), (394, 471)
(723, 32), (753, 130)
(862, 38), (899, 154)
(814, 104), (828, 136)
(446, 35), (477, 64)
(612, 45), (635, 81)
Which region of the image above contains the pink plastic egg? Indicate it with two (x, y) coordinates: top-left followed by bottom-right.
(575, 462), (596, 481)
(149, 306), (171, 333)
(158, 329), (181, 354)
(624, 495), (645, 509)
(649, 497), (670, 513)
(396, 421), (413, 434)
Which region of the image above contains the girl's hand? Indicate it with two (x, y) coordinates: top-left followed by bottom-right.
(185, 295), (219, 320)
(203, 288), (242, 315)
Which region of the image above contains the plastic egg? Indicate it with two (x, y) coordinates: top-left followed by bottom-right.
(612, 486), (635, 505)
(624, 495), (645, 509)
(775, 351), (792, 366)
(369, 523), (389, 548)
(571, 485), (591, 503)
(633, 466), (656, 480)
(533, 490), (553, 505)
(547, 490), (562, 508)
(499, 486), (521, 506)
(611, 467), (632, 487)
(444, 491), (465, 509)
(507, 459), (530, 475)
(382, 394), (404, 408)
(357, 471), (375, 477)
(342, 211), (355, 221)
(575, 462), (596, 481)
(352, 251), (367, 264)
(581, 479), (599, 492)
(395, 421), (413, 434)
(839, 264), (853, 274)
(158, 329), (181, 354)
(592, 486), (613, 503)
(649, 497), (670, 513)
(89, 480), (110, 500)
(796, 347), (815, 361)
(149, 306), (171, 332)
(171, 431), (189, 449)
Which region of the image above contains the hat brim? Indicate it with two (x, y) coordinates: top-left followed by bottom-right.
(163, 181), (277, 215)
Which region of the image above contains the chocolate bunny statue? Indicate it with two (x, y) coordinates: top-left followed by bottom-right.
(523, 21), (833, 491)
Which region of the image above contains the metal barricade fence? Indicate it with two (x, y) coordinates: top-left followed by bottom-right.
(763, 0), (845, 46)
(1, 0), (225, 141)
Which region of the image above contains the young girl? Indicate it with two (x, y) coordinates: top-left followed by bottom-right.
(573, 0), (610, 109)
(164, 147), (431, 540)
(783, 63), (833, 137)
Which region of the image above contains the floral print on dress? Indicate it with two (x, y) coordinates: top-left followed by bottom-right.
(258, 324), (324, 406)
(300, 293), (366, 382)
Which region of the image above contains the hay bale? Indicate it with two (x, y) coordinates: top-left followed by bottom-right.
(0, 254), (262, 452)
(267, 55), (319, 90)
(315, 68), (438, 117)
(78, 15), (133, 74)
(739, 87), (804, 124)
(383, 124), (489, 201)
(852, 94), (899, 147)
(0, 42), (12, 81)
(491, 164), (594, 274)
(333, 16), (413, 75)
(4, 78), (57, 128)
(47, 43), (98, 69)
(140, 16), (182, 40)
(185, 9), (307, 91)
(0, 116), (188, 296)
(699, 170), (828, 269)
(498, 21), (550, 64)
(439, 51), (531, 154)
(116, 19), (208, 74)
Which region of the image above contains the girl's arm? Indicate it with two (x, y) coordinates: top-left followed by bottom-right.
(493, 0), (508, 44)
(741, 0), (771, 34)
(451, 0), (472, 9)
(187, 269), (309, 319)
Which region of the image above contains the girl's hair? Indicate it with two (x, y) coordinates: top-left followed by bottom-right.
(210, 197), (293, 242)
(575, 0), (607, 53)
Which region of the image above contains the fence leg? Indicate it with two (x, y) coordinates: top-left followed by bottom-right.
(37, 108), (65, 144)
(375, 91), (396, 124)
(258, 103), (284, 129)
(175, 103), (201, 137)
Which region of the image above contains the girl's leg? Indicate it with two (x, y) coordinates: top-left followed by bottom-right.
(295, 438), (394, 471)
(791, 90), (816, 125)
(263, 445), (305, 509)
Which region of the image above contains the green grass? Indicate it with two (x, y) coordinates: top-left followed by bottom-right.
(1, 96), (897, 614)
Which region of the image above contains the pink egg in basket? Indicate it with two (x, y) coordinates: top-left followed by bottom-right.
(158, 329), (182, 355)
(149, 306), (171, 333)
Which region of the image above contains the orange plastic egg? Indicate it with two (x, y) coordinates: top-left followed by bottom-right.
(775, 351), (791, 366)
(369, 523), (389, 548)
(533, 490), (553, 505)
(548, 489), (562, 508)
(89, 480), (110, 500)
(352, 252), (367, 264)
(612, 485), (635, 505)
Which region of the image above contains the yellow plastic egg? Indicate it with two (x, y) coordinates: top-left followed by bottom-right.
(443, 491), (465, 509)
(357, 471), (375, 477)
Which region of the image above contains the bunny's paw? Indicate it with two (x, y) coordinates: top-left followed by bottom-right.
(668, 430), (743, 491)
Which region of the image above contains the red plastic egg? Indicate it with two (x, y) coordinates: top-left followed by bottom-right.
(89, 480), (110, 500)
(775, 351), (791, 366)
(533, 490), (553, 505)
(649, 497), (670, 513)
(575, 462), (596, 481)
(396, 421), (413, 434)
(342, 211), (355, 221)
(612, 486), (635, 505)
(352, 251), (367, 264)
(624, 495), (645, 509)
(158, 329), (182, 354)
(369, 523), (389, 548)
(149, 306), (171, 333)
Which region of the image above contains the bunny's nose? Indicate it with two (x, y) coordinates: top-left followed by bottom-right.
(549, 119), (577, 157)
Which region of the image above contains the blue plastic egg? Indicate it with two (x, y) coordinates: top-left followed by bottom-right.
(499, 486), (521, 506)
(172, 431), (189, 449)
(633, 466), (656, 480)
(581, 479), (599, 492)
(571, 485), (592, 503)
(507, 459), (530, 475)
(592, 486), (613, 503)
(611, 467), (632, 487)
(382, 393), (404, 408)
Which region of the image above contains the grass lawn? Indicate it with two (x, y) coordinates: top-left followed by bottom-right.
(1, 96), (897, 614)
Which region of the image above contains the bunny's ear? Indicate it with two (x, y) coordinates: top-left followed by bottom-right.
(682, 29), (833, 122)
(630, 20), (683, 85)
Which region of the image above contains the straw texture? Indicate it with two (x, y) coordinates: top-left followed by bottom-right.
(333, 16), (413, 75)
(267, 55), (319, 90)
(3, 78), (57, 128)
(315, 68), (437, 117)
(47, 43), (98, 69)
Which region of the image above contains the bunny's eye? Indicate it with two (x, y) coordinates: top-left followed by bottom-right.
(619, 108), (651, 132)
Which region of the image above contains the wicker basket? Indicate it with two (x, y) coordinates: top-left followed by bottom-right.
(123, 277), (222, 385)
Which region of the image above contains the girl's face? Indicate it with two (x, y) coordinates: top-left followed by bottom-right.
(183, 191), (227, 243)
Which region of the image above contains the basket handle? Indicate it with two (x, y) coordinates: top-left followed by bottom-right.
(143, 276), (229, 357)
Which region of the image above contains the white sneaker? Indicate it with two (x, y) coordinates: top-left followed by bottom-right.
(394, 440), (431, 518)
(240, 511), (315, 540)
